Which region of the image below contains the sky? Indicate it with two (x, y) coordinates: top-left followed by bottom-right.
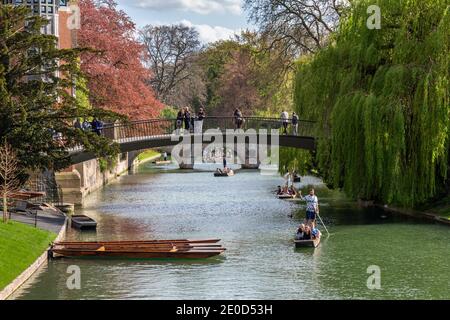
(116, 0), (254, 44)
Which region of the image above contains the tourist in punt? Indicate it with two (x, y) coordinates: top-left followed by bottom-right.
(292, 112), (299, 136)
(82, 119), (91, 132)
(298, 188), (319, 228)
(302, 225), (312, 240)
(184, 107), (191, 132)
(91, 118), (104, 136)
(281, 110), (289, 135)
(163, 152), (168, 161)
(295, 223), (306, 240)
(311, 226), (320, 239)
(276, 186), (282, 195)
(176, 109), (184, 134)
(288, 185), (297, 197)
(195, 108), (205, 133)
(234, 108), (244, 129)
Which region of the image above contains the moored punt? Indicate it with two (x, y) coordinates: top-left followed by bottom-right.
(153, 160), (171, 165)
(71, 215), (97, 230)
(10, 191), (46, 200)
(56, 238), (221, 245)
(50, 239), (226, 259)
(278, 193), (296, 199)
(214, 170), (234, 177)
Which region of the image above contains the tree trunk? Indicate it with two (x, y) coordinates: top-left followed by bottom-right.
(3, 194), (7, 223)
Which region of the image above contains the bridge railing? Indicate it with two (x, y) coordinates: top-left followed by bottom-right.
(102, 117), (316, 143)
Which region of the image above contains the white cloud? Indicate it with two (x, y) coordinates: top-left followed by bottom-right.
(131, 0), (242, 15)
(180, 20), (240, 44)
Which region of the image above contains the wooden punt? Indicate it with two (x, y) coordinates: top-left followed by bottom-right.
(50, 240), (226, 259)
(55, 238), (221, 245)
(10, 191), (45, 200)
(278, 193), (296, 199)
(214, 170), (234, 177)
(71, 215), (97, 230)
(294, 231), (321, 248)
(154, 160), (171, 165)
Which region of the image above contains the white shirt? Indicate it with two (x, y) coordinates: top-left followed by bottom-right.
(300, 194), (319, 212)
(281, 112), (289, 122)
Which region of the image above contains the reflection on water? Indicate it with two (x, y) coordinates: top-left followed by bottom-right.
(11, 162), (450, 300)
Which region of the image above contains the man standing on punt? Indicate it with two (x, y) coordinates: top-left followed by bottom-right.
(299, 188), (319, 228)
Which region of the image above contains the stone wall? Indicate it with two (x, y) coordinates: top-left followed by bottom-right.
(55, 153), (130, 205)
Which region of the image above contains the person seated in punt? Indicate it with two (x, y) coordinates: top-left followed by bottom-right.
(295, 223), (306, 240)
(311, 226), (320, 240)
(301, 225), (312, 240)
(288, 185), (297, 197)
(276, 186), (282, 195)
(216, 168), (223, 174)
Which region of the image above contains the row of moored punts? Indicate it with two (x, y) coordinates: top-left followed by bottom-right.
(49, 239), (226, 259)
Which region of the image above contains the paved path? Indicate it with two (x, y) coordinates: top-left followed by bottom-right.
(6, 210), (66, 234)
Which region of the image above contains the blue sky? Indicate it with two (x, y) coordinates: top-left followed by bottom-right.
(116, 0), (253, 43)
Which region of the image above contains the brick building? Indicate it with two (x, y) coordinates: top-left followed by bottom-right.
(2, 0), (77, 49)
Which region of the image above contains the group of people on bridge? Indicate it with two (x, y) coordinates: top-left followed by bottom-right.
(281, 111), (299, 136)
(73, 118), (104, 136)
(176, 107), (206, 134)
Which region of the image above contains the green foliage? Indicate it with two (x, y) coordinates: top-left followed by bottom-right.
(290, 0), (449, 206)
(159, 106), (178, 119)
(279, 147), (313, 175)
(200, 35), (294, 116)
(137, 150), (160, 161)
(0, 5), (121, 173)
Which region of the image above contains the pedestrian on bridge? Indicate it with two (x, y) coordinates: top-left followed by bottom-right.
(234, 108), (244, 130)
(92, 118), (104, 136)
(292, 112), (299, 136)
(195, 108), (205, 134)
(281, 110), (289, 135)
(82, 119), (91, 132)
(184, 107), (191, 133)
(176, 109), (184, 134)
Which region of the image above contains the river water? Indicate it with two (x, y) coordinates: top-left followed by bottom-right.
(11, 163), (450, 300)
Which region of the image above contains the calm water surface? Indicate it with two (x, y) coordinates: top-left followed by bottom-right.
(11, 163), (450, 299)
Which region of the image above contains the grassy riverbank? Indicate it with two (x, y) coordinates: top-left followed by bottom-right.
(0, 221), (56, 290)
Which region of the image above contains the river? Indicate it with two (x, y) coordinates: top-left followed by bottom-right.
(11, 163), (450, 299)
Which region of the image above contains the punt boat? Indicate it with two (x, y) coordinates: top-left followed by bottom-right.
(214, 170), (234, 177)
(71, 215), (97, 230)
(50, 239), (226, 259)
(294, 231), (321, 248)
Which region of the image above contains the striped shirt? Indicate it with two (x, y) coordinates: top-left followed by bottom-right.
(300, 194), (318, 212)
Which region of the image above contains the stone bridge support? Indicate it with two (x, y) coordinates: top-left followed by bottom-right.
(55, 153), (130, 206)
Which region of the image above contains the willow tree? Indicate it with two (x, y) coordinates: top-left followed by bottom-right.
(291, 0), (449, 206)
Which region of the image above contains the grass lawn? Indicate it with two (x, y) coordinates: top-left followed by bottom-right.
(137, 149), (161, 162)
(0, 221), (56, 290)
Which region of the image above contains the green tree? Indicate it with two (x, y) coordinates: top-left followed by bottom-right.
(0, 5), (120, 173)
(290, 0), (449, 206)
